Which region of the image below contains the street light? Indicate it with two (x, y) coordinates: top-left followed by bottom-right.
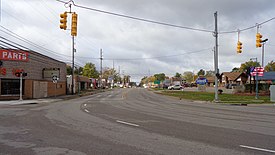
(250, 57), (259, 99)
(261, 38), (268, 67)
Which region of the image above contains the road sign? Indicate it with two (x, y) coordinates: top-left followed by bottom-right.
(52, 75), (59, 83)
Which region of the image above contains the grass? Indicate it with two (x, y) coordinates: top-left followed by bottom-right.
(156, 90), (271, 104)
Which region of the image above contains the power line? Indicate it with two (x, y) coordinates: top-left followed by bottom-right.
(104, 48), (213, 61)
(219, 17), (275, 34)
(56, 0), (213, 33)
(56, 0), (275, 35)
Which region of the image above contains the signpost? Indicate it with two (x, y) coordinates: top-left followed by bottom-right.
(196, 77), (208, 92)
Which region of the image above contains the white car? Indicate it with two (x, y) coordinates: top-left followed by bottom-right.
(168, 85), (183, 90)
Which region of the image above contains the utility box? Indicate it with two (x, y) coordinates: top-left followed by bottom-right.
(270, 85), (275, 102)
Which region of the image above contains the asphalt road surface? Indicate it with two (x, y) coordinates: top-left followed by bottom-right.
(0, 88), (275, 155)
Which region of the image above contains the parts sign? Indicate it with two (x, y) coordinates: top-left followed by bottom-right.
(0, 49), (29, 62)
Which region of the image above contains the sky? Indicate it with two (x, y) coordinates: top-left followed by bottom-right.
(0, 0), (274, 82)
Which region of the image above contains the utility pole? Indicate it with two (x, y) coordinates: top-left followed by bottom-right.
(112, 60), (114, 89)
(71, 36), (75, 95)
(100, 49), (103, 90)
(214, 11), (219, 102)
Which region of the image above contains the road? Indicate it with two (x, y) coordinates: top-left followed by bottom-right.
(0, 88), (275, 155)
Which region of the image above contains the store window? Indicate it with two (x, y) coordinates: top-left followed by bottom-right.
(1, 79), (24, 95)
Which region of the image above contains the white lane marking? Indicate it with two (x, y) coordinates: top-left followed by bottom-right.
(240, 145), (275, 153)
(84, 104), (87, 107)
(84, 109), (90, 113)
(116, 120), (139, 127)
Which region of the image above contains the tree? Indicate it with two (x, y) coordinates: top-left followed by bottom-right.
(140, 76), (148, 85)
(154, 73), (166, 81)
(175, 72), (181, 78)
(231, 67), (240, 72)
(147, 76), (156, 83)
(240, 61), (260, 72)
(205, 70), (215, 77)
(66, 65), (72, 75)
(197, 69), (205, 76)
(182, 71), (194, 83)
(75, 67), (83, 75)
(265, 60), (275, 71)
(82, 63), (99, 78)
(67, 65), (83, 75)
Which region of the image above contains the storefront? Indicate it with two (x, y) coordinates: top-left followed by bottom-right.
(0, 49), (66, 100)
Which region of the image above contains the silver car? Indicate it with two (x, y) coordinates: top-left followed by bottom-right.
(168, 85), (183, 90)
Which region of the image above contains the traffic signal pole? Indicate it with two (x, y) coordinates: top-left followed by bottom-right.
(71, 35), (75, 95)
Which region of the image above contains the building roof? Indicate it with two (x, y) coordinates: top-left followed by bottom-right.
(222, 72), (242, 81)
(258, 72), (275, 81)
(206, 76), (215, 83)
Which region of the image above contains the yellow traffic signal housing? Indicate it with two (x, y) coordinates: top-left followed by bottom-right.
(256, 33), (262, 48)
(71, 13), (78, 36)
(60, 12), (67, 30)
(236, 41), (242, 53)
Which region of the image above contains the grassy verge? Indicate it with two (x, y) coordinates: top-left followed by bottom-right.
(155, 90), (271, 104)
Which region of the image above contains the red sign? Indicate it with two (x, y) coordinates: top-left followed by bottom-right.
(0, 49), (29, 61)
(251, 67), (264, 76)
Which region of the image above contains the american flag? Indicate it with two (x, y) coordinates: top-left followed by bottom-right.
(251, 67), (264, 76)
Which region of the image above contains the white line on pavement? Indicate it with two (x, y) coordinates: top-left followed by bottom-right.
(84, 104), (87, 107)
(240, 145), (275, 153)
(84, 109), (90, 113)
(116, 120), (140, 127)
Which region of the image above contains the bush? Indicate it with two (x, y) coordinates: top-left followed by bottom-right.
(245, 83), (271, 92)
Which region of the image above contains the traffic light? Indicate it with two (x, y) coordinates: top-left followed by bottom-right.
(256, 33), (262, 48)
(71, 12), (78, 36)
(236, 41), (242, 53)
(60, 12), (67, 30)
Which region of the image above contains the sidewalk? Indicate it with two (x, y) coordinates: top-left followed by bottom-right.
(0, 89), (105, 105)
(0, 95), (78, 105)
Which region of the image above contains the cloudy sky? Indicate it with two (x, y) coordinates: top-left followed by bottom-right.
(1, 0), (274, 82)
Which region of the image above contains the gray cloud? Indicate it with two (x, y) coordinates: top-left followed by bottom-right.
(1, 0), (274, 82)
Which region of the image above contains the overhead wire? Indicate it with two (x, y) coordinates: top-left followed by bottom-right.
(219, 17), (275, 34)
(56, 0), (275, 35)
(56, 0), (213, 33)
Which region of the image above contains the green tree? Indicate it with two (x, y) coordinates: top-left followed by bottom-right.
(175, 72), (181, 78)
(231, 67), (240, 72)
(205, 70), (215, 77)
(240, 61), (260, 72)
(197, 69), (205, 76)
(66, 65), (72, 75)
(265, 60), (275, 71)
(140, 76), (148, 85)
(154, 73), (166, 81)
(82, 63), (99, 78)
(183, 71), (194, 83)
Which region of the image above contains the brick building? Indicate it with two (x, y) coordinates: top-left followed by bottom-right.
(0, 49), (66, 100)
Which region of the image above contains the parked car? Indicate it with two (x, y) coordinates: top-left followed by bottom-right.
(168, 85), (183, 90)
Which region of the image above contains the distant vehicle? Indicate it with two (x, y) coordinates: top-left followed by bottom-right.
(190, 83), (197, 87)
(162, 84), (169, 89)
(168, 85), (183, 90)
